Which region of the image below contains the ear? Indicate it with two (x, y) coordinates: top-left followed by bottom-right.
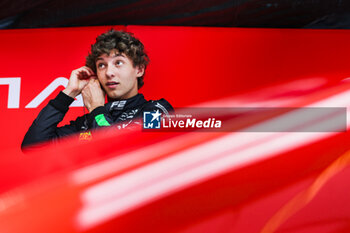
(136, 65), (145, 78)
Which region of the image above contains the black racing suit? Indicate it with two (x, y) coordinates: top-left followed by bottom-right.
(22, 91), (173, 149)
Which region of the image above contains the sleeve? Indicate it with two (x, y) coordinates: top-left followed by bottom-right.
(21, 91), (81, 149)
(86, 106), (114, 128)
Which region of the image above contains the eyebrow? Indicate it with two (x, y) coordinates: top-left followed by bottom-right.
(96, 53), (126, 61)
(112, 53), (125, 58)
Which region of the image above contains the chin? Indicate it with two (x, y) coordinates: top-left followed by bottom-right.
(107, 93), (123, 101)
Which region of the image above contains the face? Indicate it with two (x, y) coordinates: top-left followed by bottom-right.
(95, 50), (144, 100)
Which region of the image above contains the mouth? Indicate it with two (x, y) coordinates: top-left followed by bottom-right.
(106, 81), (120, 88)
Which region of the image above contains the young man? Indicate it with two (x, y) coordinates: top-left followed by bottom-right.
(22, 29), (173, 149)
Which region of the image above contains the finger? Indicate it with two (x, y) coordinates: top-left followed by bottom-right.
(75, 66), (93, 78)
(80, 67), (93, 76)
(78, 66), (95, 78)
(78, 69), (91, 80)
(84, 66), (95, 76)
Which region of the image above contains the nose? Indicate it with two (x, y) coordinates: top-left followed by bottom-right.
(106, 64), (115, 79)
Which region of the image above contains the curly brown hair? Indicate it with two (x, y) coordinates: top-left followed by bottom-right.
(86, 29), (150, 89)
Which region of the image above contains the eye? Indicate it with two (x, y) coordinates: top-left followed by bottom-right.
(116, 60), (124, 66)
(97, 63), (106, 69)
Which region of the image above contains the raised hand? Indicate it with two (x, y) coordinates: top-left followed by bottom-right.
(63, 66), (96, 98)
(81, 78), (106, 112)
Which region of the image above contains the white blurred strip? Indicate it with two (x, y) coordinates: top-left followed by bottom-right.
(194, 78), (327, 108)
(71, 132), (222, 185)
(76, 131), (333, 230)
(75, 89), (350, 230)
